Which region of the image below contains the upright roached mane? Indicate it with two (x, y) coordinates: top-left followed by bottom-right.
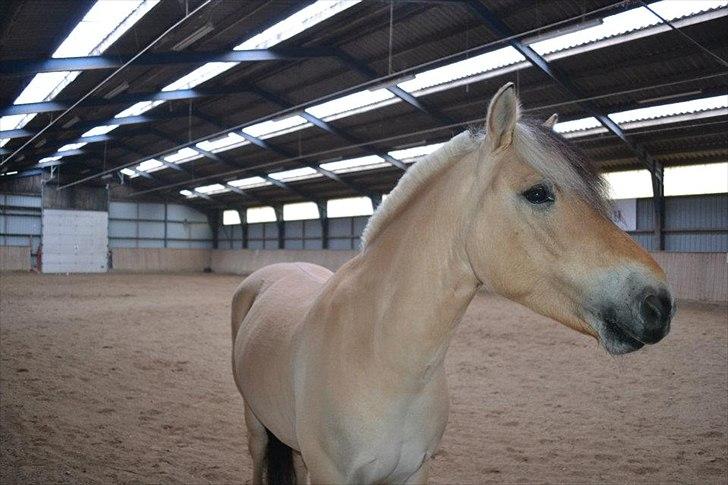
(362, 119), (611, 248)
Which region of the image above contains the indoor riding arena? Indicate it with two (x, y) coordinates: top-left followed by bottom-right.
(1, 1), (726, 484)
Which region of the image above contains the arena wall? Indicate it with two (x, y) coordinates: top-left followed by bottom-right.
(208, 249), (727, 304)
(101, 248), (728, 304)
(211, 249), (358, 274)
(0, 246), (31, 272)
(651, 252), (727, 304)
(111, 248), (210, 273)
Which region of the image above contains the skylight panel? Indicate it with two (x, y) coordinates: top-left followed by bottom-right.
(388, 143), (444, 162)
(0, 139), (9, 148)
(82, 125), (119, 137)
(553, 117), (602, 134)
(268, 167), (322, 182)
(195, 183), (229, 194)
(235, 1), (361, 50)
(3, 1), (158, 136)
(319, 155), (388, 174)
(283, 201), (320, 221)
(114, 100), (164, 118)
(196, 133), (249, 153)
(530, 0), (727, 55)
(103, 1), (359, 138)
(136, 159), (163, 172)
(162, 62), (237, 92)
(305, 89), (395, 120)
(180, 189), (196, 198)
(58, 142), (87, 152)
(609, 95), (728, 124)
(164, 147), (202, 164)
(398, 47), (525, 93)
(38, 155), (62, 165)
(246, 206), (277, 223)
(53, 1), (158, 58)
(120, 168), (138, 178)
(242, 115), (309, 139)
(228, 176), (272, 189)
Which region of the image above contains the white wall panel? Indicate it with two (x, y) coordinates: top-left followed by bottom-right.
(42, 209), (108, 273)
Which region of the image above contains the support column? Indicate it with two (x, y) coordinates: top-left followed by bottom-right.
(651, 162), (665, 251)
(370, 193), (383, 211)
(317, 202), (329, 249)
(237, 208), (248, 249)
(208, 211), (220, 250)
(274, 205), (285, 249)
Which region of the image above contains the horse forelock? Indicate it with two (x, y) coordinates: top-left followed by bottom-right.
(361, 119), (611, 249)
(515, 119), (612, 218)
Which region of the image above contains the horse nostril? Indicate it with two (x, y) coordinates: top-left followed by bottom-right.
(640, 292), (672, 331)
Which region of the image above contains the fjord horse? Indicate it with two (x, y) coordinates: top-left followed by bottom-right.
(231, 83), (674, 484)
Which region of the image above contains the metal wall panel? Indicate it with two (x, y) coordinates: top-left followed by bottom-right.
(138, 203), (165, 220)
(109, 220), (137, 238)
(108, 201), (212, 250)
(305, 220), (322, 238)
(6, 195), (42, 208)
(665, 194), (727, 230)
(109, 201), (137, 219)
(1, 193), (42, 268)
(665, 233), (728, 252)
(138, 221), (165, 239)
(167, 204), (208, 222)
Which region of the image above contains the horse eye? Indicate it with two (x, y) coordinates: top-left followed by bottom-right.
(522, 184), (554, 204)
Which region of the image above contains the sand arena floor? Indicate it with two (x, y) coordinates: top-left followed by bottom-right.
(0, 272), (726, 484)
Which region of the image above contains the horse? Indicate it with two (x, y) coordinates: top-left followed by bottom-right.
(230, 82), (674, 484)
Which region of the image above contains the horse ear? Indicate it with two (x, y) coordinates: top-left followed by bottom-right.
(485, 82), (520, 150)
(543, 113), (559, 129)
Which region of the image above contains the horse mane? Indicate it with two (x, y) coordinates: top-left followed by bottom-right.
(361, 130), (480, 247)
(361, 119), (611, 248)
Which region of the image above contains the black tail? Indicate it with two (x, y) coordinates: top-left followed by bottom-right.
(265, 428), (295, 485)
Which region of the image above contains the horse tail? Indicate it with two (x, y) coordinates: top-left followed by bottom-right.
(264, 428), (296, 485)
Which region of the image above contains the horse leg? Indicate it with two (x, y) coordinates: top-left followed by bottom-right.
(292, 451), (308, 485)
(244, 403), (268, 485)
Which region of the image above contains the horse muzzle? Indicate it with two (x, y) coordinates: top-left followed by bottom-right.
(585, 272), (675, 355)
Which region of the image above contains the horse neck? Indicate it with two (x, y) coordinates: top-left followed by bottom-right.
(356, 152), (482, 381)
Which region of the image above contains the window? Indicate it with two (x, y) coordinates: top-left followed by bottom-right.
(223, 210), (241, 225)
(327, 197), (374, 218)
(603, 170), (653, 200)
(283, 202), (319, 221)
(665, 163), (728, 196)
(247, 206), (277, 223)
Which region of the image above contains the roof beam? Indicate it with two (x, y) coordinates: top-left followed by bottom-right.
(148, 128), (312, 204)
(464, 0), (660, 176)
(0, 85), (257, 117)
(0, 47), (336, 76)
(247, 85), (407, 170)
(0, 111), (184, 140)
(335, 52), (456, 125)
(193, 109), (376, 198)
